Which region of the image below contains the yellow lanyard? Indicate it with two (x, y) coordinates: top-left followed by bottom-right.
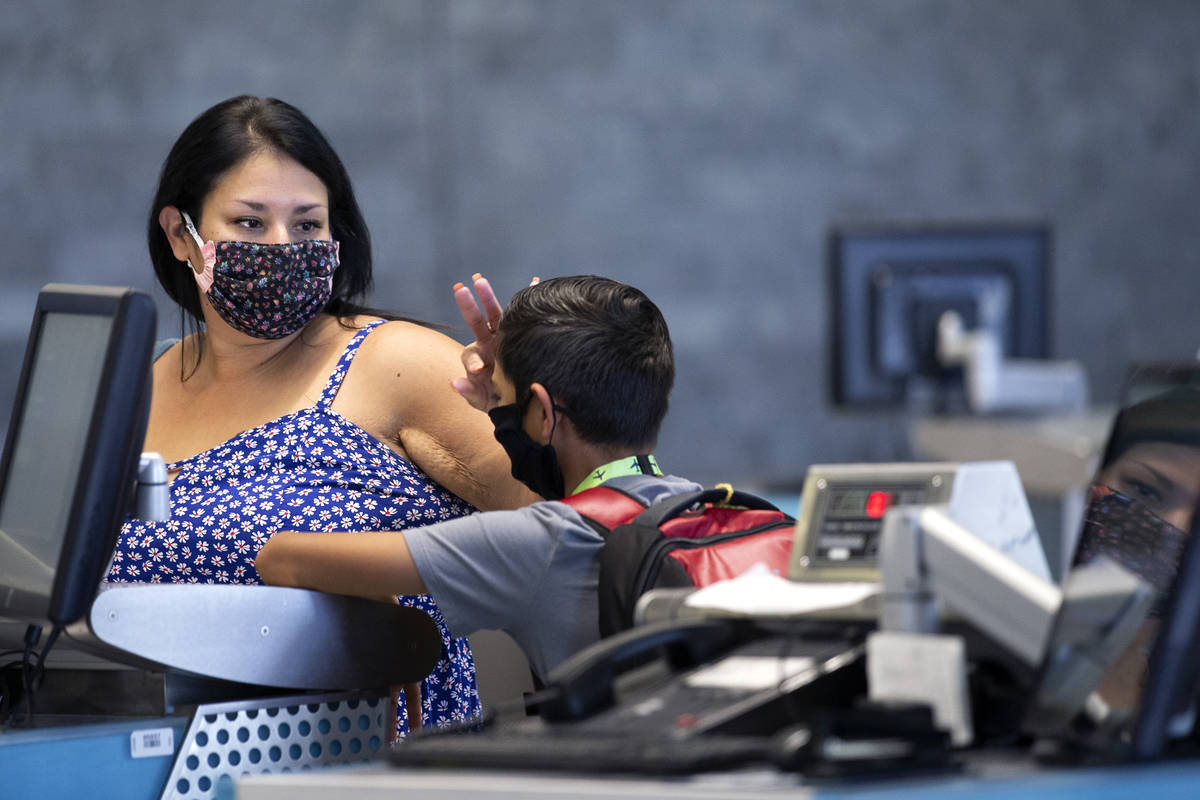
(570, 455), (662, 495)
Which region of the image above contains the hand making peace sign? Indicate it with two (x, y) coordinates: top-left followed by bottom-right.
(450, 273), (539, 412)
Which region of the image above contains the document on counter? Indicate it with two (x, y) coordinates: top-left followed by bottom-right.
(682, 563), (880, 618)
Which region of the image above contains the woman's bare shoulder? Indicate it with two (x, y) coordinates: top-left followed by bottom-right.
(336, 317), (469, 407)
(348, 316), (466, 364)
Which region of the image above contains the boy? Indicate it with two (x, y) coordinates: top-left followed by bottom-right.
(256, 274), (700, 681)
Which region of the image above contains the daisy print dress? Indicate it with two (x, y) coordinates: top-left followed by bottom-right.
(105, 320), (481, 733)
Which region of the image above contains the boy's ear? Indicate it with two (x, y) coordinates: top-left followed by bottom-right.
(528, 382), (556, 444)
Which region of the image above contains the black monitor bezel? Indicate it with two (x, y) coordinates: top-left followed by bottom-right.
(828, 222), (1051, 408)
(1131, 499), (1200, 760)
(0, 284), (155, 627)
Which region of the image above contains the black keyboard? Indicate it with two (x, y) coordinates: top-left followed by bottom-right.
(389, 726), (773, 775)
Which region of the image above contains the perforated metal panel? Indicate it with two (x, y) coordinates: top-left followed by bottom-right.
(160, 690), (389, 800)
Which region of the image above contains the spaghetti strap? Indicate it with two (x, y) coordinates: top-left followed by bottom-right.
(316, 319), (388, 410)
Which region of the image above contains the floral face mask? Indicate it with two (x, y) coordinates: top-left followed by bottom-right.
(181, 211), (339, 339)
(1074, 483), (1190, 617)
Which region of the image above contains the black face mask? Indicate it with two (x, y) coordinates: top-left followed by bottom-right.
(488, 399), (566, 500)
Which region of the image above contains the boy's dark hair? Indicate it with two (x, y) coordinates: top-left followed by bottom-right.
(495, 276), (674, 448)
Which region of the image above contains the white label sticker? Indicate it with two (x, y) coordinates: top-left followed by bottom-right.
(130, 727), (175, 759)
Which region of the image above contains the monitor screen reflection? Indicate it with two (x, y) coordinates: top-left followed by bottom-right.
(1070, 385), (1200, 727)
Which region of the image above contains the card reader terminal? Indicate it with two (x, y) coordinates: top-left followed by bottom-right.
(789, 461), (1049, 586)
(789, 463), (959, 583)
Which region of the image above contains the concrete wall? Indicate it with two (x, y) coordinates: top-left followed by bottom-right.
(2, 0), (1198, 487)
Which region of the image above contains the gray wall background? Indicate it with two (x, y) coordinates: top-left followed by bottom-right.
(2, 0), (1198, 489)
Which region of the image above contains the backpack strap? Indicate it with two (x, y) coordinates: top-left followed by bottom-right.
(563, 486), (782, 531)
(626, 488), (783, 528)
(560, 486), (650, 533)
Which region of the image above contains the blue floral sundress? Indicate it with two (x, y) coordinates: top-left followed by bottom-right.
(105, 320), (482, 732)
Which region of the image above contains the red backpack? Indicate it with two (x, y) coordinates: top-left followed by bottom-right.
(561, 485), (796, 637)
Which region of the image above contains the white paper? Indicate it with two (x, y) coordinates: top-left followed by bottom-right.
(684, 655), (817, 690)
(682, 563), (880, 617)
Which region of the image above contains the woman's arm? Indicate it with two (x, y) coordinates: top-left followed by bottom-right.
(255, 530), (428, 600)
(352, 320), (539, 512)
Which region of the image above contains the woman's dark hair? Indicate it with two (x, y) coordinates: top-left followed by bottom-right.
(1101, 388), (1200, 468)
(495, 275), (674, 448)
(150, 96), (374, 319)
(148, 95), (422, 372)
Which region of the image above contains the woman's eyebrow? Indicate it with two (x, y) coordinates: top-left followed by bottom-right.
(231, 200), (327, 213)
(1132, 460), (1180, 497)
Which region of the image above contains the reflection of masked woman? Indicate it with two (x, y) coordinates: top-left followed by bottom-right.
(1074, 388), (1200, 617)
(1075, 484), (1188, 617)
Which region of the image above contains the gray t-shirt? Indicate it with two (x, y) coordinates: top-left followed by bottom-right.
(403, 473), (702, 681)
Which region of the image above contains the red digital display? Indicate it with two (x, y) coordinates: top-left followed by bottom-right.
(864, 490), (892, 519)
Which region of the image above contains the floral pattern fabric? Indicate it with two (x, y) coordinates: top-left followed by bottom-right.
(105, 320), (481, 732)
(1074, 483), (1189, 618)
(203, 239), (338, 339)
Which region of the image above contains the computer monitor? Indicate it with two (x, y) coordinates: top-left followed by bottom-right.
(1032, 364), (1200, 759)
(0, 284), (155, 629)
(830, 223), (1050, 409)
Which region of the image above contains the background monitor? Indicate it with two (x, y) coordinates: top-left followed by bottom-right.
(0, 284), (155, 628)
(830, 223), (1050, 410)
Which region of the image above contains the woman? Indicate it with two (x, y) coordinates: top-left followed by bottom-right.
(1076, 388), (1200, 607)
(105, 95), (535, 733)
(1073, 387), (1200, 714)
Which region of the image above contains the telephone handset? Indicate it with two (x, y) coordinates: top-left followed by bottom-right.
(528, 613), (877, 744)
(532, 617), (761, 722)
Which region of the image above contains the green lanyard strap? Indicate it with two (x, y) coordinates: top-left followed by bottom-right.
(571, 455), (662, 495)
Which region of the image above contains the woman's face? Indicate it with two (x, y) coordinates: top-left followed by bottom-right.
(196, 149), (331, 245)
(1097, 441), (1200, 532)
